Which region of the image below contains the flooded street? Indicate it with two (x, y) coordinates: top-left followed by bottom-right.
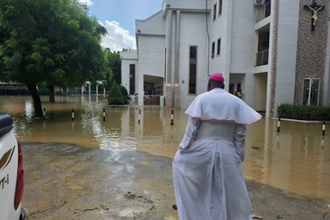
(1, 95), (330, 204)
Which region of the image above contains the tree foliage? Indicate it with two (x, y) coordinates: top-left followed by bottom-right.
(104, 48), (121, 85)
(108, 81), (124, 105)
(0, 0), (110, 116)
(120, 85), (129, 103)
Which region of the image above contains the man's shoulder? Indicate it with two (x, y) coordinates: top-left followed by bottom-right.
(195, 91), (209, 99)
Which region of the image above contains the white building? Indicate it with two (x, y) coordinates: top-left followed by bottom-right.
(121, 0), (330, 118)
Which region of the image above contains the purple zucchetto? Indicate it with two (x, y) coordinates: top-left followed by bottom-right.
(209, 73), (224, 82)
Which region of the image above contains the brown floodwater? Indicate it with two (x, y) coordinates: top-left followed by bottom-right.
(1, 95), (330, 203)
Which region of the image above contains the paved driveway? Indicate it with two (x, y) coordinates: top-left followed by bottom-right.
(21, 143), (329, 220)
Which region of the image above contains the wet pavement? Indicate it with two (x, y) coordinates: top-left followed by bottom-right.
(22, 142), (177, 220)
(21, 142), (330, 220)
(2, 95), (330, 219)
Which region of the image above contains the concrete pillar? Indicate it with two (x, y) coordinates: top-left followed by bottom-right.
(166, 10), (173, 85)
(323, 15), (330, 106)
(174, 84), (180, 108)
(175, 10), (181, 85)
(166, 10), (173, 108)
(174, 11), (181, 108)
(166, 85), (172, 107)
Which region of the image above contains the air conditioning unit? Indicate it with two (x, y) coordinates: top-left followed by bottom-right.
(255, 0), (265, 6)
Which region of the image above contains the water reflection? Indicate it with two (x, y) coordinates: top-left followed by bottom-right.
(1, 95), (329, 202)
(244, 118), (330, 202)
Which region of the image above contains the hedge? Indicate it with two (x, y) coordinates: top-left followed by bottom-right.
(277, 104), (330, 121)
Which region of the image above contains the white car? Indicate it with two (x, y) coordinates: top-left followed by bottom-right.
(0, 113), (25, 220)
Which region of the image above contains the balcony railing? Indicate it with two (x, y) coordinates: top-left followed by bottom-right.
(255, 49), (269, 66)
(255, 1), (271, 22)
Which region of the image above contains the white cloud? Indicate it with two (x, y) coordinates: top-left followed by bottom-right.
(77, 0), (93, 6)
(100, 20), (136, 52)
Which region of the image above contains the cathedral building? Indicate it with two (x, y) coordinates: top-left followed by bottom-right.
(120, 0), (330, 118)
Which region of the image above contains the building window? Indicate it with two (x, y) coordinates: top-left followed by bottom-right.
(303, 78), (320, 106)
(218, 0), (222, 16)
(129, 64), (135, 95)
(189, 46), (197, 94)
(213, 3), (217, 20)
(217, 38), (221, 56)
(211, 42), (215, 58)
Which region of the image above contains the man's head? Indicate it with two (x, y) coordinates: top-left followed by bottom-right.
(208, 73), (225, 91)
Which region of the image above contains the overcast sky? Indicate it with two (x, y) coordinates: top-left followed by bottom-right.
(77, 0), (163, 52)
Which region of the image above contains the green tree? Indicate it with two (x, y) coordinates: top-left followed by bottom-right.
(120, 85), (129, 104)
(0, 0), (109, 117)
(108, 81), (124, 105)
(105, 48), (121, 85)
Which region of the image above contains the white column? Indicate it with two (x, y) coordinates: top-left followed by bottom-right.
(175, 10), (181, 85)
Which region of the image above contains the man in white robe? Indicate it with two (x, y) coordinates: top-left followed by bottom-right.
(172, 73), (262, 220)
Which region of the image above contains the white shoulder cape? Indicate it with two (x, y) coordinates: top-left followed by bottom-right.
(185, 88), (262, 124)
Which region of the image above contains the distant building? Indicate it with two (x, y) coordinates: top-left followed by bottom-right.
(0, 82), (29, 96)
(121, 0), (330, 117)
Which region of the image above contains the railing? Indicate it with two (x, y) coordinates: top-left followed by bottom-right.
(255, 1), (271, 22)
(144, 95), (160, 106)
(255, 49), (269, 66)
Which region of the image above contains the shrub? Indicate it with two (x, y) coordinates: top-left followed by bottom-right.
(120, 85), (130, 103)
(277, 104), (330, 120)
(108, 81), (125, 105)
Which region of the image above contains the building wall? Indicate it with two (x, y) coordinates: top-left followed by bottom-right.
(208, 0), (257, 109)
(294, 0), (329, 105)
(261, 0), (275, 117)
(138, 36), (165, 78)
(120, 0), (330, 115)
(230, 0), (255, 72)
(270, 0), (279, 116)
(273, 0), (300, 114)
(162, 0), (208, 12)
(135, 11), (166, 106)
(325, 16), (330, 106)
(177, 12), (210, 109)
(137, 36), (165, 105)
(120, 51), (138, 96)
(136, 12), (166, 35)
(230, 0), (257, 108)
(209, 0), (228, 75)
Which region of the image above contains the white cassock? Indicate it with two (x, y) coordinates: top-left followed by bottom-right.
(172, 88), (262, 220)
